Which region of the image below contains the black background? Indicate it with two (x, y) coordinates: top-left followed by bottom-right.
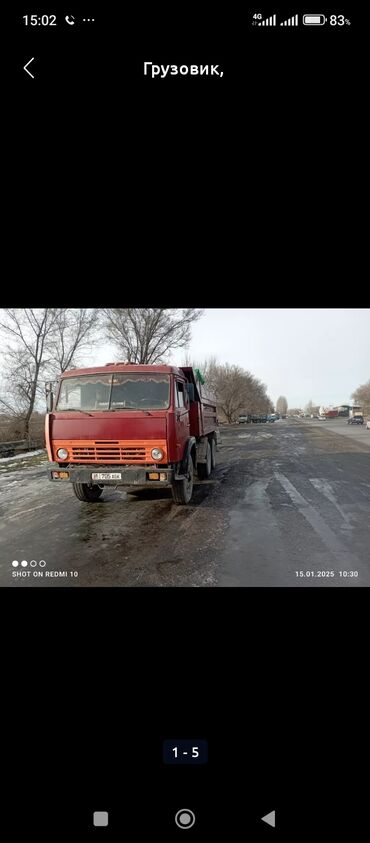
(4, 591), (368, 838)
(4, 4), (368, 838)
(13, 3), (363, 292)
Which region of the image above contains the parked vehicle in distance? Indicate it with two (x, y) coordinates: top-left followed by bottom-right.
(367, 420), (370, 429)
(251, 414), (268, 423)
(238, 415), (249, 424)
(348, 409), (364, 425)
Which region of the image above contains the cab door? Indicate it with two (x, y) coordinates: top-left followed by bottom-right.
(175, 379), (190, 462)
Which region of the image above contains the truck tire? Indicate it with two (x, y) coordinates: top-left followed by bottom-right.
(210, 437), (216, 470)
(72, 483), (103, 502)
(172, 456), (194, 505)
(197, 440), (212, 480)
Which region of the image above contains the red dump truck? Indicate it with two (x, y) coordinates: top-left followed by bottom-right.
(45, 363), (219, 505)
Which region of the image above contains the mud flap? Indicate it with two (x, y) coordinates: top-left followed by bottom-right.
(196, 436), (209, 464)
(179, 437), (196, 474)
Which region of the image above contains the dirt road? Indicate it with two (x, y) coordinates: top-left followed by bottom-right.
(1, 420), (370, 586)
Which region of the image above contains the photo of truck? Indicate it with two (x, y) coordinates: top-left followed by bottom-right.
(45, 363), (219, 505)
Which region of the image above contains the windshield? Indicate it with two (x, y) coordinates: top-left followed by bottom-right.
(56, 373), (170, 411)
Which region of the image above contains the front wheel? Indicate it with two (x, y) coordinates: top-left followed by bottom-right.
(72, 483), (103, 502)
(172, 456), (194, 505)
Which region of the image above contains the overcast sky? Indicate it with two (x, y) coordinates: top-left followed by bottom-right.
(88, 309), (370, 409)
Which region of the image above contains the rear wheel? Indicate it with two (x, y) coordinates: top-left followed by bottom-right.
(172, 456), (194, 505)
(197, 440), (212, 480)
(72, 483), (103, 502)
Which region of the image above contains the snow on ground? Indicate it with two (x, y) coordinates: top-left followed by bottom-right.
(0, 449), (46, 463)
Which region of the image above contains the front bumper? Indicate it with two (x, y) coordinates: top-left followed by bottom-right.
(47, 462), (174, 487)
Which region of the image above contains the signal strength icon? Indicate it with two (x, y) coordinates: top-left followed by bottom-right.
(280, 14), (299, 25)
(257, 14), (277, 26)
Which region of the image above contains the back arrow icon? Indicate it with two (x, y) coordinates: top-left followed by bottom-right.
(24, 57), (35, 78)
(261, 810), (276, 828)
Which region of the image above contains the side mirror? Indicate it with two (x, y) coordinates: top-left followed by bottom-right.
(45, 381), (54, 413)
(187, 383), (195, 403)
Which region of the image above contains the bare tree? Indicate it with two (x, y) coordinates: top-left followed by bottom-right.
(243, 375), (273, 415)
(211, 365), (272, 423)
(103, 308), (203, 364)
(182, 350), (193, 367)
(48, 308), (99, 375)
(0, 347), (38, 416)
(0, 308), (100, 439)
(276, 396), (288, 415)
(0, 309), (64, 438)
(181, 357), (273, 422)
(210, 365), (245, 422)
(187, 357), (219, 391)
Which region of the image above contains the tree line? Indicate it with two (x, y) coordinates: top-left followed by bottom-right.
(0, 308), (274, 437)
(184, 356), (274, 423)
(0, 308), (202, 438)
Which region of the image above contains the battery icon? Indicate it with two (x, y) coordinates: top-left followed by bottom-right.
(303, 14), (327, 25)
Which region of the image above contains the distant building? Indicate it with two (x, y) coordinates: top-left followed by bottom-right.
(335, 404), (351, 417)
(323, 404), (363, 418)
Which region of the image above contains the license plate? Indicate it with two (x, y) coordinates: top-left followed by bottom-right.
(91, 472), (122, 480)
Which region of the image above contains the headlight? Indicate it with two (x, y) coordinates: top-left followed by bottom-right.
(151, 447), (164, 460)
(57, 448), (69, 460)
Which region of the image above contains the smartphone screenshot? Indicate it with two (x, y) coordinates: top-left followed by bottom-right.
(2, 4), (367, 839)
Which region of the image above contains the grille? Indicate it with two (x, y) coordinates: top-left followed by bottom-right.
(71, 442), (148, 463)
